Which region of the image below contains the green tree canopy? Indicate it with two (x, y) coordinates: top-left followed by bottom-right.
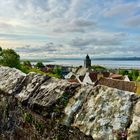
(125, 69), (139, 81)
(0, 48), (20, 69)
(118, 69), (129, 75)
(0, 47), (2, 56)
(23, 60), (32, 67)
(128, 69), (139, 81)
(137, 76), (140, 81)
(35, 61), (45, 69)
(53, 65), (62, 78)
(0, 46), (2, 52)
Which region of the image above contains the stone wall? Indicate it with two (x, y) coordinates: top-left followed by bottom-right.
(0, 66), (140, 140)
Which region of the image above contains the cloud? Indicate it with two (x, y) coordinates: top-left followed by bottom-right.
(124, 15), (140, 27)
(69, 32), (128, 47)
(15, 42), (79, 55)
(53, 19), (96, 33)
(14, 38), (140, 59)
(104, 3), (137, 17)
(0, 0), (97, 35)
(0, 0), (140, 58)
(15, 43), (58, 53)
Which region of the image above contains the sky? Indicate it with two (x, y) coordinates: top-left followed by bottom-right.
(0, 0), (140, 59)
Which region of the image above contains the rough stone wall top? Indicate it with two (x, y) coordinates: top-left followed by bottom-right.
(64, 85), (137, 139)
(0, 66), (140, 140)
(0, 66), (26, 94)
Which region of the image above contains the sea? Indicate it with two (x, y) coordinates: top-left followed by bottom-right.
(32, 59), (140, 69)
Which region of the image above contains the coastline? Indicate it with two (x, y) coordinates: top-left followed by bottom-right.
(29, 59), (140, 69)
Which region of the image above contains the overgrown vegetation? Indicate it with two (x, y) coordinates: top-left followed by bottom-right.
(23, 60), (32, 67)
(91, 65), (106, 71)
(118, 69), (140, 81)
(35, 61), (45, 69)
(23, 112), (33, 124)
(52, 92), (69, 117)
(0, 47), (62, 79)
(53, 65), (62, 78)
(20, 64), (46, 75)
(23, 112), (44, 133)
(59, 92), (69, 107)
(0, 47), (20, 69)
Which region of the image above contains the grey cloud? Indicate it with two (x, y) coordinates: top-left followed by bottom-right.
(15, 45), (41, 53)
(0, 0), (68, 24)
(53, 19), (96, 33)
(0, 0), (139, 58)
(70, 38), (91, 46)
(72, 19), (95, 27)
(0, 22), (12, 28)
(104, 3), (137, 17)
(123, 46), (140, 52)
(15, 41), (140, 58)
(15, 43), (58, 53)
(53, 27), (85, 33)
(15, 42), (81, 56)
(125, 15), (140, 27)
(0, 0), (97, 34)
(77, 45), (140, 57)
(69, 32), (127, 47)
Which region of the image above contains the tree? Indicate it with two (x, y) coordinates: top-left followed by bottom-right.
(131, 69), (139, 81)
(128, 69), (139, 81)
(23, 60), (32, 67)
(35, 61), (45, 69)
(0, 48), (20, 69)
(118, 69), (129, 75)
(0, 47), (2, 62)
(53, 65), (62, 78)
(0, 46), (2, 52)
(137, 76), (140, 81)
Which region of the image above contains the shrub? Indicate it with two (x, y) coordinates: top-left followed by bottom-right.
(0, 48), (21, 69)
(23, 113), (33, 124)
(35, 61), (45, 69)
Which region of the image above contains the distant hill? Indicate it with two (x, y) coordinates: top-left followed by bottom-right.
(21, 57), (140, 62)
(93, 57), (140, 61)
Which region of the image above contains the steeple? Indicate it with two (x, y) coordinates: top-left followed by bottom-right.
(86, 54), (90, 59)
(84, 54), (91, 68)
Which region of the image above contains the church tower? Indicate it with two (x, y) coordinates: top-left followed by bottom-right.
(84, 54), (91, 68)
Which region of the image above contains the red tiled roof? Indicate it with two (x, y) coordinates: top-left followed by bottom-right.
(89, 72), (97, 82)
(110, 74), (123, 79)
(68, 79), (79, 83)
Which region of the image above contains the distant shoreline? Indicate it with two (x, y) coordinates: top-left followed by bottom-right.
(93, 57), (140, 61)
(21, 58), (140, 69)
(21, 57), (140, 62)
(21, 59), (52, 62)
